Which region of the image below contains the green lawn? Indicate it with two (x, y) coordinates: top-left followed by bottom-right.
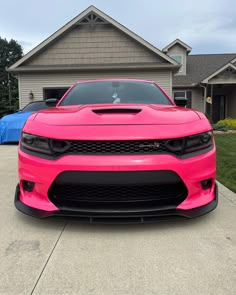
(214, 133), (236, 193)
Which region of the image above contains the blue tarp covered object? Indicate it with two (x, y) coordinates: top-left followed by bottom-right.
(0, 112), (33, 144)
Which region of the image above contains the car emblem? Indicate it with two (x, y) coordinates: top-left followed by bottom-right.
(139, 142), (160, 149)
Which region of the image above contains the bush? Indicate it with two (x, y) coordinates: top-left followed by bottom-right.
(216, 118), (236, 130)
(212, 124), (229, 132)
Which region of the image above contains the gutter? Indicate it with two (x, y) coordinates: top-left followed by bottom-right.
(7, 63), (180, 73)
(173, 83), (198, 88)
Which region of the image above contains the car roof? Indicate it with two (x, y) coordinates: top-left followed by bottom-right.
(75, 78), (155, 84)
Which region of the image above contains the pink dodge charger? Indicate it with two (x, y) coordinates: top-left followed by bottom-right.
(15, 79), (217, 222)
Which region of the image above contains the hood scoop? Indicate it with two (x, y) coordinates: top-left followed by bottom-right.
(92, 108), (142, 114)
(34, 105), (200, 126)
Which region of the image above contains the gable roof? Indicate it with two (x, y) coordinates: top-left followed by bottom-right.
(173, 53), (236, 87)
(201, 61), (236, 83)
(8, 5), (179, 71)
(162, 39), (192, 53)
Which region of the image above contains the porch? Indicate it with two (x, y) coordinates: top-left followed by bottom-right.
(205, 84), (236, 123)
(203, 63), (236, 123)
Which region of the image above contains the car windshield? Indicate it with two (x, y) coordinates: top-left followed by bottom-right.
(59, 81), (172, 106)
(21, 101), (49, 112)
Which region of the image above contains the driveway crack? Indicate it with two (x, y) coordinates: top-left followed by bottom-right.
(30, 221), (68, 295)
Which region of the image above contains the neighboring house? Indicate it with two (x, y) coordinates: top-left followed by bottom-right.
(8, 6), (236, 122)
(163, 39), (236, 122)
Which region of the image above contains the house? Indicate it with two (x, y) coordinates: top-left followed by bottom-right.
(164, 39), (236, 122)
(8, 6), (179, 107)
(8, 6), (236, 122)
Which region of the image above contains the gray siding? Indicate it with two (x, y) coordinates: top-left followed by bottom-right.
(24, 24), (166, 66)
(19, 70), (172, 107)
(166, 44), (187, 76)
(191, 88), (204, 112)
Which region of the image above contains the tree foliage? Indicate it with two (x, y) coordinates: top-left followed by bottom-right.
(0, 37), (23, 118)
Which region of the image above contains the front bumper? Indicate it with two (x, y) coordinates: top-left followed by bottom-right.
(14, 183), (218, 222)
(15, 145), (217, 222)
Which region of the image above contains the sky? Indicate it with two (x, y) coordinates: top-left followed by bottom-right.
(0, 0), (236, 55)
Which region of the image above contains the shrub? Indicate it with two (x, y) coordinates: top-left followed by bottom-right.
(216, 118), (236, 130)
(212, 124), (229, 132)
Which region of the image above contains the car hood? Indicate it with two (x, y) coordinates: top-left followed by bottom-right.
(32, 104), (201, 126)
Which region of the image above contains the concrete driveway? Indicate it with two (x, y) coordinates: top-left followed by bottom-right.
(0, 145), (235, 295)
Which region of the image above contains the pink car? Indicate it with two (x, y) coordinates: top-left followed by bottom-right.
(15, 79), (217, 222)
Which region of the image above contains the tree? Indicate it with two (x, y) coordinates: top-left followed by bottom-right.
(0, 37), (23, 118)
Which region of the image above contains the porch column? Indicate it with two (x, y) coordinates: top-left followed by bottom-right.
(210, 84), (214, 120)
(203, 84), (207, 114)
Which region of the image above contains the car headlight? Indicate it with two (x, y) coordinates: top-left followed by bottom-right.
(184, 131), (213, 153)
(21, 133), (52, 155)
(166, 131), (213, 155)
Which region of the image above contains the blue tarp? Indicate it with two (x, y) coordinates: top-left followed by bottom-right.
(0, 112), (33, 144)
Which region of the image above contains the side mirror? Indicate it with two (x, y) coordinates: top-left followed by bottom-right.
(45, 98), (58, 106)
(174, 97), (188, 107)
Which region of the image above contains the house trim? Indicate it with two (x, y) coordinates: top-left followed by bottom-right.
(230, 57), (236, 64)
(18, 75), (22, 108)
(162, 38), (192, 53)
(173, 84), (199, 88)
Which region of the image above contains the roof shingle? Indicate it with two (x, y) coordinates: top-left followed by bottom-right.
(173, 54), (236, 87)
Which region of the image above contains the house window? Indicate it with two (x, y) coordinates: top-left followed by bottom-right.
(170, 54), (183, 72)
(173, 90), (192, 108)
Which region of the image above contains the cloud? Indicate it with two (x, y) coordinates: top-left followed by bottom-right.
(0, 0), (235, 54)
(173, 17), (236, 53)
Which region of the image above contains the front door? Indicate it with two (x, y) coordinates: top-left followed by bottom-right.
(212, 95), (226, 123)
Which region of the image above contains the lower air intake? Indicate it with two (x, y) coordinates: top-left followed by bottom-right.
(48, 171), (188, 211)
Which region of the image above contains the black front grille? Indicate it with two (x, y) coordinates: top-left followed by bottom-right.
(48, 171), (188, 210)
(52, 139), (176, 156)
(50, 183), (186, 203)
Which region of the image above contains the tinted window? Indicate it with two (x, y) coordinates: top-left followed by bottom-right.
(22, 101), (49, 112)
(59, 81), (172, 106)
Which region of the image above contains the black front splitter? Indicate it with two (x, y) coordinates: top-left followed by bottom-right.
(14, 184), (218, 223)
